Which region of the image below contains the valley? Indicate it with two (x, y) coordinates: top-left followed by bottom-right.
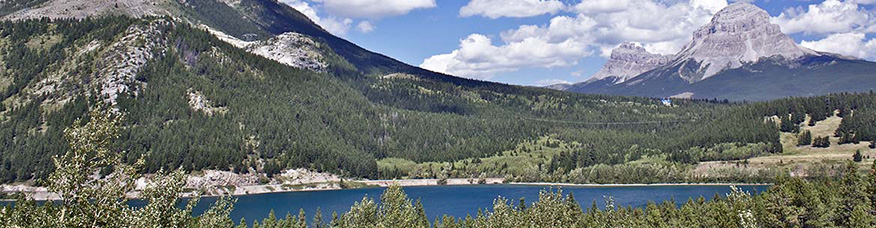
(0, 0), (875, 227)
(0, 0), (873, 197)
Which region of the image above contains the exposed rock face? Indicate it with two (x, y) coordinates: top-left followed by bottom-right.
(245, 32), (328, 71)
(671, 2), (818, 82)
(187, 89), (228, 116)
(545, 83), (571, 91)
(588, 42), (672, 84)
(2, 0), (172, 20)
(211, 29), (328, 72)
(96, 20), (170, 106)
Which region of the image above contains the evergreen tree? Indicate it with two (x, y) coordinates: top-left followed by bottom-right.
(798, 130), (812, 146)
(813, 136), (831, 148)
(780, 114), (799, 133)
(312, 207), (323, 228)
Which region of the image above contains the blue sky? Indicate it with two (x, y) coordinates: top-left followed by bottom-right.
(283, 0), (876, 86)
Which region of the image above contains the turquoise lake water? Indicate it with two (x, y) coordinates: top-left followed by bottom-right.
(160, 184), (769, 224)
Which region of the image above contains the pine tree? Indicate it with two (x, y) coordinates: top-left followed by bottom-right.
(297, 209), (307, 228)
(868, 160), (876, 215)
(415, 199), (430, 227)
(313, 207), (323, 228)
(236, 218), (248, 228)
(780, 114), (798, 132)
(797, 130), (812, 146)
(813, 136), (831, 148)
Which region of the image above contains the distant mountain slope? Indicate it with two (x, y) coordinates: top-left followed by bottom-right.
(578, 56), (876, 101)
(566, 3), (876, 101)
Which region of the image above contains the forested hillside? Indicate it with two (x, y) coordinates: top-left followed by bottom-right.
(0, 16), (796, 183)
(4, 106), (876, 228)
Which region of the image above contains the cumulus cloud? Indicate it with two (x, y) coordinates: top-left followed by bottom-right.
(313, 0), (436, 19)
(801, 33), (876, 60)
(422, 0), (727, 79)
(772, 0), (876, 60)
(282, 0), (352, 35)
(851, 0), (876, 5)
(357, 21), (376, 33)
(772, 0), (874, 35)
(573, 0), (725, 55)
(420, 33), (593, 80)
(460, 0), (565, 19)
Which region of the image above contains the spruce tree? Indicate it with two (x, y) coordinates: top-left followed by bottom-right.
(797, 130), (812, 146)
(813, 136), (831, 148)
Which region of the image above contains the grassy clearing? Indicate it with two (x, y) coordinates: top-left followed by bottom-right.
(698, 112), (876, 175)
(24, 34), (62, 51)
(377, 136), (576, 179)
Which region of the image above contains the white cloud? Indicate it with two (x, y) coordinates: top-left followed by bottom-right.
(851, 0), (876, 5)
(420, 33), (592, 80)
(422, 0), (728, 79)
(801, 32), (876, 60)
(357, 21), (376, 33)
(572, 0), (725, 55)
(460, 0), (565, 19)
(772, 0), (874, 35)
(313, 0), (436, 19)
(535, 79), (571, 86)
(282, 0), (352, 35)
(690, 0), (730, 13)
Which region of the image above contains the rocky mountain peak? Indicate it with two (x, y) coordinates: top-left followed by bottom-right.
(673, 2), (818, 82)
(588, 42), (672, 84)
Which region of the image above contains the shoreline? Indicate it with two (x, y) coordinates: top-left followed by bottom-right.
(509, 182), (773, 187)
(2, 178), (773, 202)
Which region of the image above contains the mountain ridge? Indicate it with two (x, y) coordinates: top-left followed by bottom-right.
(586, 42), (672, 85)
(566, 2), (876, 101)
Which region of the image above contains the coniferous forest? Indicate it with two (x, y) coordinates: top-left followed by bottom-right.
(2, 108), (876, 227)
(2, 16), (876, 184)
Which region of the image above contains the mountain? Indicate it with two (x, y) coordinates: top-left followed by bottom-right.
(589, 42), (672, 84)
(0, 0), (796, 184)
(568, 42), (671, 92)
(4, 0), (876, 191)
(566, 3), (876, 101)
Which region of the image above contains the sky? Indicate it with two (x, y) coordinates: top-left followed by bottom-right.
(280, 0), (876, 86)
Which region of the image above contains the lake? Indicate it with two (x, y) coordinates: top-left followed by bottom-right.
(167, 184), (770, 224)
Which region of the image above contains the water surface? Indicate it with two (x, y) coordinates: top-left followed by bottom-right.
(176, 184), (769, 223)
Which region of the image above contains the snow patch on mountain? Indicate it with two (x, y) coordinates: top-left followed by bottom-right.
(588, 42), (672, 84)
(672, 3), (818, 82)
